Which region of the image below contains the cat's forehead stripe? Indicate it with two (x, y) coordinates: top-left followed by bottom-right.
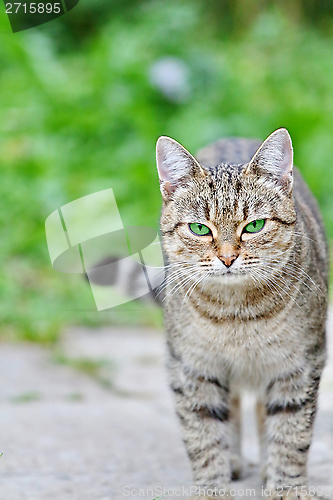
(205, 164), (250, 223)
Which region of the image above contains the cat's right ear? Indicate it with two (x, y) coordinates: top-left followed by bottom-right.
(245, 128), (294, 194)
(156, 136), (205, 199)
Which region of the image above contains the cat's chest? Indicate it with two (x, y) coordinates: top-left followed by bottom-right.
(167, 299), (304, 387)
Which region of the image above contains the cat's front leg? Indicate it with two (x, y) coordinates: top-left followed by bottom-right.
(168, 350), (232, 492)
(264, 359), (324, 500)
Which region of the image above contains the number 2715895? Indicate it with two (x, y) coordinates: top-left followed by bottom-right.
(5, 3), (61, 14)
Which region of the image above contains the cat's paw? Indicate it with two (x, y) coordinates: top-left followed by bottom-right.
(230, 453), (242, 480)
(260, 463), (267, 483)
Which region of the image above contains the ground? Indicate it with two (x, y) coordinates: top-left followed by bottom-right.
(1, 314), (333, 500)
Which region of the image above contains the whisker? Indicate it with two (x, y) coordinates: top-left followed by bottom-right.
(292, 232), (317, 243)
(255, 268), (301, 307)
(162, 269), (204, 302)
(250, 268), (286, 304)
(261, 262), (314, 294)
(155, 268), (196, 299)
(183, 271), (209, 303)
(180, 271), (210, 312)
(266, 259), (322, 292)
(154, 262), (198, 283)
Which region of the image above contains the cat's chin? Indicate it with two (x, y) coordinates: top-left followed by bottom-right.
(209, 271), (247, 284)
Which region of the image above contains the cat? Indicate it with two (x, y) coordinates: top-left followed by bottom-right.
(155, 128), (329, 499)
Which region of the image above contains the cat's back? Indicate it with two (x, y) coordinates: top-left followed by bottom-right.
(196, 137), (262, 166)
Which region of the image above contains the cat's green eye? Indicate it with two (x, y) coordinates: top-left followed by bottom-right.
(243, 219), (265, 233)
(189, 223), (211, 236)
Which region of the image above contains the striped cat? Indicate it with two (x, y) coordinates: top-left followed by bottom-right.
(156, 129), (329, 499)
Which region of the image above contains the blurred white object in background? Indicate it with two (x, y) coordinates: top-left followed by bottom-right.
(149, 56), (190, 102)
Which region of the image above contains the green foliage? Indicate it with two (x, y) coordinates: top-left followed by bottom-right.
(0, 1), (333, 341)
(9, 391), (41, 403)
(53, 353), (117, 387)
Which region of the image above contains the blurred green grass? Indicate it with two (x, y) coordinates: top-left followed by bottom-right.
(1, 0), (333, 341)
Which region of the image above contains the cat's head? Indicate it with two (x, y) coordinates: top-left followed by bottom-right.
(156, 128), (297, 284)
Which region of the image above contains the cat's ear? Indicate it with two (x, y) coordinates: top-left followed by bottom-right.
(156, 136), (206, 198)
(245, 128), (294, 193)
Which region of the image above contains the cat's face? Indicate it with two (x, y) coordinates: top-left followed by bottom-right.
(156, 129), (297, 285)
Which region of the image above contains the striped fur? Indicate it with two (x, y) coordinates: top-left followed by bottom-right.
(156, 129), (329, 497)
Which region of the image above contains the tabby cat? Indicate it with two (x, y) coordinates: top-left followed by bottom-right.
(156, 129), (328, 499)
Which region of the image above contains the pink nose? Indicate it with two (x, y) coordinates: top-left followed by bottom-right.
(219, 255), (237, 268)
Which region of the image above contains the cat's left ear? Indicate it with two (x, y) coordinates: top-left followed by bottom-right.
(245, 128), (294, 194)
(156, 136), (206, 199)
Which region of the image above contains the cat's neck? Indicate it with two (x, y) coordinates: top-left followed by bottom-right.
(183, 272), (299, 322)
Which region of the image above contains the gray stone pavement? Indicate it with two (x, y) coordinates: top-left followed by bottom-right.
(1, 312), (333, 500)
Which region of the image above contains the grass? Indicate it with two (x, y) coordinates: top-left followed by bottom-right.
(53, 353), (117, 388)
(10, 391), (41, 403)
(0, 1), (333, 341)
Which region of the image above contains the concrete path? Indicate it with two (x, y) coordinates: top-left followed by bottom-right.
(1, 313), (333, 500)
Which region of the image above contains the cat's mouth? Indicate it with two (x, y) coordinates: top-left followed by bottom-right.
(209, 269), (247, 282)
